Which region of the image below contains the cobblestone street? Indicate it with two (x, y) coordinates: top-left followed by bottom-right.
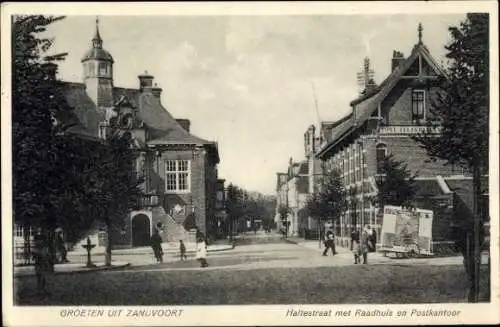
(14, 234), (489, 305)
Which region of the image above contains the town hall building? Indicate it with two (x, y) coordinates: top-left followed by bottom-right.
(59, 19), (220, 248)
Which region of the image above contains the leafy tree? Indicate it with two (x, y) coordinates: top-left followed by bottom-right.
(225, 183), (244, 240)
(306, 169), (347, 246)
(82, 131), (144, 266)
(10, 15), (97, 256)
(277, 203), (291, 236)
(375, 154), (418, 209)
(413, 13), (489, 302)
(12, 15), (67, 231)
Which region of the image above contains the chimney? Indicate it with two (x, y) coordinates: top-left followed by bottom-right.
(391, 50), (405, 71)
(138, 71), (154, 92)
(176, 119), (190, 132)
(152, 83), (162, 100)
(365, 78), (377, 92)
(42, 62), (58, 80)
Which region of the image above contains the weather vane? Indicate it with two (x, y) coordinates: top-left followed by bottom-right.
(418, 23), (423, 44)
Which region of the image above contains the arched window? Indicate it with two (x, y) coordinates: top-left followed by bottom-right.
(89, 62), (95, 75)
(376, 143), (387, 174)
(99, 62), (107, 75)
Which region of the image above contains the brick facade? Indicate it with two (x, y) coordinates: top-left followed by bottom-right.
(49, 20), (220, 249)
(313, 33), (472, 253)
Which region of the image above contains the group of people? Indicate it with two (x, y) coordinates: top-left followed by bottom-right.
(322, 226), (376, 264)
(350, 226), (375, 264)
(150, 229), (209, 268)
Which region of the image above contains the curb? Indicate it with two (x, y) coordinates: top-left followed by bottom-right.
(14, 263), (131, 279)
(69, 246), (234, 257)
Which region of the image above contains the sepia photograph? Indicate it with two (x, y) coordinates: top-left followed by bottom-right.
(2, 1), (499, 326)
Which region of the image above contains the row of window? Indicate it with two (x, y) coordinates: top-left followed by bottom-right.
(85, 62), (112, 76)
(325, 143), (388, 186)
(325, 143), (367, 186)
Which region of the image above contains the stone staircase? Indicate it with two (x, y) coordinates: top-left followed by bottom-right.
(151, 206), (195, 243)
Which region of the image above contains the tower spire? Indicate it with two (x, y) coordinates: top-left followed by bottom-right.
(418, 22), (423, 45)
(92, 16), (103, 49)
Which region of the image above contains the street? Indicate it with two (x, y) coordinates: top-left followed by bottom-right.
(14, 233), (489, 305)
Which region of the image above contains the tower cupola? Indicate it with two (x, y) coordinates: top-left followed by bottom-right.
(81, 17), (114, 108)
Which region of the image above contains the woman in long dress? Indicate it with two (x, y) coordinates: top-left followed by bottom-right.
(195, 237), (208, 267)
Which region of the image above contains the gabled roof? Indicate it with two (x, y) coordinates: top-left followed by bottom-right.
(352, 44), (445, 125)
(316, 42), (445, 158)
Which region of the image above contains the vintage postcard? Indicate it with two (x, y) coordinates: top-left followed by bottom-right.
(2, 1), (499, 326)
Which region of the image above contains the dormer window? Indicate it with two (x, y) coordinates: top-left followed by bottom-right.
(412, 89), (425, 124)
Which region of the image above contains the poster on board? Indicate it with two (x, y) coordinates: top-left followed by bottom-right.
(379, 205), (434, 255)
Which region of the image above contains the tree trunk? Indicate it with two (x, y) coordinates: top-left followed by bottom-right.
(105, 221), (112, 267)
(471, 164), (482, 302)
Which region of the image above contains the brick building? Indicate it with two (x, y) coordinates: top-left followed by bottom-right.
(15, 19), (221, 251)
(314, 24), (473, 253)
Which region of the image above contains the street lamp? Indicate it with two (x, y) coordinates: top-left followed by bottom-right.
(285, 181), (289, 238)
(155, 149), (162, 194)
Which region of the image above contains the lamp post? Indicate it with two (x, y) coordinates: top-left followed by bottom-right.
(156, 149), (162, 194)
(285, 181), (289, 238)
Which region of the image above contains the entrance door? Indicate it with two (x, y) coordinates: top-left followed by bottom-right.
(132, 214), (151, 247)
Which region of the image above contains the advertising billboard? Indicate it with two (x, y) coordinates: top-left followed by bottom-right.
(380, 205), (434, 255)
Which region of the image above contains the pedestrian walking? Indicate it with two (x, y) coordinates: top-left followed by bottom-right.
(351, 229), (361, 264)
(369, 227), (377, 252)
(179, 240), (187, 261)
(359, 226), (373, 264)
(322, 229), (337, 256)
(32, 227), (54, 295)
(196, 237), (209, 267)
(150, 230), (164, 263)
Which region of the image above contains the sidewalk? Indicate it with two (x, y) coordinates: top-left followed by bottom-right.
(284, 236), (489, 266)
(69, 242), (233, 256)
(14, 261), (130, 277)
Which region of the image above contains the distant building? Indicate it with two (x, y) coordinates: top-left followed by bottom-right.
(275, 159), (309, 237)
(314, 24), (475, 253)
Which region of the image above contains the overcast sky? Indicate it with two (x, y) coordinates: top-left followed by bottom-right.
(43, 14), (465, 195)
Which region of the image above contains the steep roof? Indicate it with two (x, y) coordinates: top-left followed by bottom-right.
(316, 42), (445, 158)
(351, 44), (445, 124)
(60, 82), (218, 154)
(61, 82), (104, 139)
(138, 93), (214, 146)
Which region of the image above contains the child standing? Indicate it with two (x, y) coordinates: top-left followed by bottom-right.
(179, 240), (187, 261)
(195, 238), (209, 268)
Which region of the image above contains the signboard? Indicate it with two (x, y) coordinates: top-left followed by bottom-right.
(379, 126), (441, 135)
(380, 205), (434, 255)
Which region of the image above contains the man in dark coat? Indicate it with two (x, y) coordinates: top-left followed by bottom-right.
(322, 229), (337, 256)
(150, 230), (164, 263)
